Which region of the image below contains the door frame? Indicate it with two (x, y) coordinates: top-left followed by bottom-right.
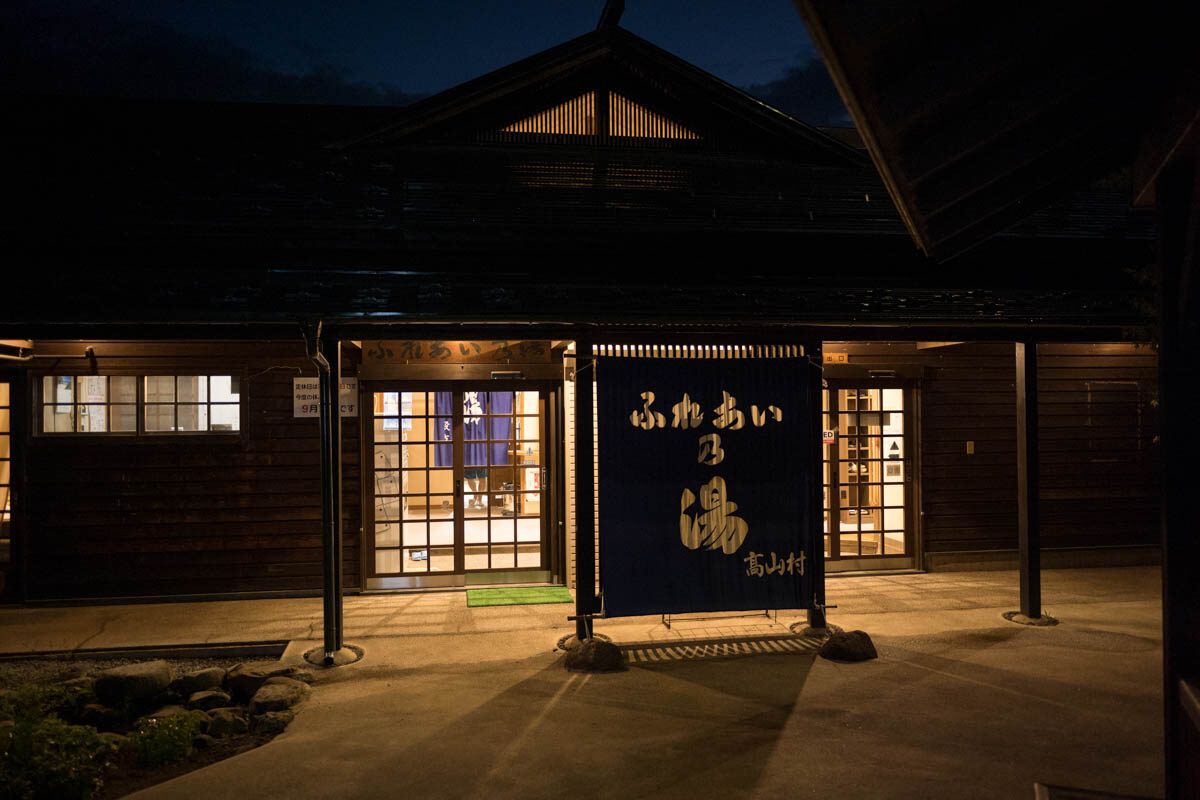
(824, 378), (921, 572)
(0, 370), (26, 601)
(359, 379), (561, 590)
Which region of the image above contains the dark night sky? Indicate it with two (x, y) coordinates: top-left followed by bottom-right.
(2, 0), (850, 124)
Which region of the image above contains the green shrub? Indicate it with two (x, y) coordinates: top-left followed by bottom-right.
(0, 683), (96, 725)
(127, 712), (207, 768)
(0, 717), (114, 800)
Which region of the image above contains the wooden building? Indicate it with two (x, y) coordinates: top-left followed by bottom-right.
(0, 22), (1159, 603)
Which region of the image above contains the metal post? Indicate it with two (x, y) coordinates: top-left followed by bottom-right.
(316, 333), (344, 661)
(1015, 341), (1041, 619)
(806, 340), (827, 629)
(574, 337), (596, 641)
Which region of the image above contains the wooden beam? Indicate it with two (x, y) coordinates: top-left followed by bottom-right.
(806, 340), (827, 629)
(1015, 341), (1041, 619)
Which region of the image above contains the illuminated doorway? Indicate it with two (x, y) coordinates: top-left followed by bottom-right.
(366, 387), (548, 587)
(822, 383), (917, 571)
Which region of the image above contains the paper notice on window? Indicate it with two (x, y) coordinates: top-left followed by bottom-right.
(294, 378), (358, 417)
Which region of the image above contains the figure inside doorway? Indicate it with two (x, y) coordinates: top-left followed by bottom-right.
(465, 467), (487, 510)
(433, 392), (513, 513)
(462, 392), (487, 510)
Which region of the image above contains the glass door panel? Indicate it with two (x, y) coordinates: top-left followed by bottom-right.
(373, 390), (455, 575)
(370, 387), (546, 578)
(822, 383), (910, 564)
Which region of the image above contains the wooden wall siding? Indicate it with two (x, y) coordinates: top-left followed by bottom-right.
(831, 341), (1160, 555)
(1036, 344), (1159, 550)
(23, 341), (360, 599)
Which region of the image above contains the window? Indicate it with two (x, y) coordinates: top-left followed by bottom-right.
(39, 375), (240, 434)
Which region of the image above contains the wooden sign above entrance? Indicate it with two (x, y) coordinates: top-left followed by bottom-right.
(362, 340), (552, 364)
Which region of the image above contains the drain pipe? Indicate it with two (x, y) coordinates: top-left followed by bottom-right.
(302, 321), (344, 664)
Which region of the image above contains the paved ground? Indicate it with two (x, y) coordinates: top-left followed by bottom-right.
(0, 567), (1165, 798)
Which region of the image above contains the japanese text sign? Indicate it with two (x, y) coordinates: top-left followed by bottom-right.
(362, 340), (551, 364)
(597, 357), (813, 616)
(293, 377), (358, 418)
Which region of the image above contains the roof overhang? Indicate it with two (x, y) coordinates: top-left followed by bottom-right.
(793, 0), (1198, 260)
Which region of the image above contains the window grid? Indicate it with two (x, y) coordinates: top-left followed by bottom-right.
(38, 375), (239, 435)
(371, 390), (543, 577)
(823, 388), (906, 559)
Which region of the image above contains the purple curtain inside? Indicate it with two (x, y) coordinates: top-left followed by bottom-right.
(433, 391), (513, 468)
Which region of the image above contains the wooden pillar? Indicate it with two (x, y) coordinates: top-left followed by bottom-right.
(318, 335), (344, 660)
(1015, 341), (1041, 619)
(1158, 152), (1200, 800)
(806, 340), (827, 628)
(574, 337), (596, 640)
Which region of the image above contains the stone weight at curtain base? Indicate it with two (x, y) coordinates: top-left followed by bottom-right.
(598, 357), (813, 617)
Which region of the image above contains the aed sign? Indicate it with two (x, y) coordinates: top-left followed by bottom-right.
(822, 429), (836, 444)
(294, 377), (358, 418)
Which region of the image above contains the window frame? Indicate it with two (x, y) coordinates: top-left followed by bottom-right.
(34, 373), (245, 437)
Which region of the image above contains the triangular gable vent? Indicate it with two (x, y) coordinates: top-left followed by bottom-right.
(610, 93), (697, 139)
(498, 91), (699, 140)
(503, 92), (597, 135)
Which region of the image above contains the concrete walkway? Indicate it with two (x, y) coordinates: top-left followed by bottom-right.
(0, 567), (1165, 798)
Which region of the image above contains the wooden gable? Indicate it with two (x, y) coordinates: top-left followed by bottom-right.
(336, 26), (865, 165)
(494, 90), (700, 142)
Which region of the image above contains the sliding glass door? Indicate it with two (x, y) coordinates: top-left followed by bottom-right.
(368, 387), (546, 579)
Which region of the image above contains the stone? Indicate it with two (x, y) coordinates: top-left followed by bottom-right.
(170, 667), (226, 697)
(287, 669), (316, 685)
(146, 704), (188, 720)
(192, 733), (216, 749)
(188, 689), (232, 712)
(207, 707), (248, 738)
(79, 703), (124, 731)
(0, 720), (15, 740)
(58, 662), (90, 681)
(818, 630), (878, 662)
(248, 677), (310, 715)
(59, 676), (96, 694)
(94, 660), (173, 707)
(225, 662), (297, 702)
(251, 710), (294, 735)
(563, 638), (625, 673)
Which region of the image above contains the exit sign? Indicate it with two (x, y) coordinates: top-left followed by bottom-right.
(823, 352), (848, 364)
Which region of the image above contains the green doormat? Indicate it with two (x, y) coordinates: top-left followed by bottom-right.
(466, 587), (574, 607)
